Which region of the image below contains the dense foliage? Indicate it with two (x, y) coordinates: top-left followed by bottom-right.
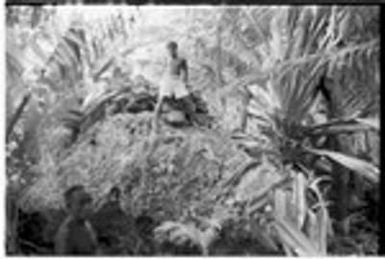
(6, 5), (379, 255)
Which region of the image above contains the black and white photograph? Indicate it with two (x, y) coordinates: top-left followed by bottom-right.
(5, 4), (380, 256)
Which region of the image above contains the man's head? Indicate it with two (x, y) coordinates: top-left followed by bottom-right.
(166, 41), (178, 57)
(64, 185), (93, 220)
(135, 215), (155, 237)
(107, 186), (121, 203)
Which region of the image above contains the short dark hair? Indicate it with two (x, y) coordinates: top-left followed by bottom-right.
(167, 41), (178, 50)
(64, 185), (91, 208)
(64, 185), (83, 203)
(109, 186), (121, 199)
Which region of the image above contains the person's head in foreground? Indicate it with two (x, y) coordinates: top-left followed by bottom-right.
(64, 185), (93, 221)
(107, 186), (121, 203)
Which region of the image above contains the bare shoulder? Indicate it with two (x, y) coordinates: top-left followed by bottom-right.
(85, 220), (96, 234)
(56, 217), (71, 236)
(54, 216), (72, 253)
(85, 221), (98, 242)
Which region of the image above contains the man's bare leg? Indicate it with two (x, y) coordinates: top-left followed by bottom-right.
(152, 96), (165, 134)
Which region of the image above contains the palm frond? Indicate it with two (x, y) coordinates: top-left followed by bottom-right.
(305, 147), (379, 184)
(308, 116), (379, 135)
(278, 39), (379, 74)
(354, 117), (379, 131)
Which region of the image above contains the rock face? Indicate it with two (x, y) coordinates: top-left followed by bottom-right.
(19, 81), (283, 254)
(21, 113), (252, 214)
(18, 107), (283, 255)
(16, 113), (246, 254)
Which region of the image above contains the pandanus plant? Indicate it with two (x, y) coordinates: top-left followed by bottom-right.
(238, 5), (379, 255)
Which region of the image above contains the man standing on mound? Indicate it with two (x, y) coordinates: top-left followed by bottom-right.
(152, 41), (196, 133)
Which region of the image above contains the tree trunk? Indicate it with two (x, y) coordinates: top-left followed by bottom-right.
(6, 93), (31, 142)
(329, 136), (351, 231)
(215, 19), (227, 113)
(6, 193), (19, 254)
(324, 78), (351, 234)
(216, 22), (224, 89)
